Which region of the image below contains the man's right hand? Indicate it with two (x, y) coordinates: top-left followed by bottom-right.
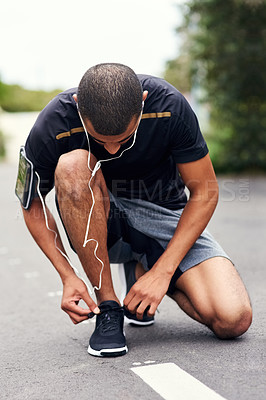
(61, 274), (100, 324)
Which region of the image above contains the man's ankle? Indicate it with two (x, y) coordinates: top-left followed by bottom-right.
(96, 294), (120, 306)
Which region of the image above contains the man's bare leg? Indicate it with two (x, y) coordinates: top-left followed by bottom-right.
(132, 258), (252, 338)
(55, 149), (119, 305)
(168, 257), (252, 338)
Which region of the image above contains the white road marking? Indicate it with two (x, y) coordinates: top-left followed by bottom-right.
(144, 360), (156, 364)
(132, 362), (142, 366)
(131, 363), (227, 400)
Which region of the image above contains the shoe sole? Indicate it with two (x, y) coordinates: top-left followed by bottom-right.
(88, 345), (128, 357)
(124, 315), (155, 326)
(119, 263), (155, 327)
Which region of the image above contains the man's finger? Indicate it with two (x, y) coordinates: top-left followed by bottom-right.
(69, 316), (76, 324)
(81, 291), (100, 314)
(136, 302), (151, 320)
(123, 287), (136, 307)
(125, 295), (142, 314)
(147, 305), (156, 318)
(68, 311), (90, 324)
(64, 302), (94, 316)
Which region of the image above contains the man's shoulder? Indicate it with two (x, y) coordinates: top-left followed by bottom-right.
(27, 87), (81, 150)
(25, 87), (84, 167)
(34, 88), (79, 128)
(137, 74), (186, 114)
(42, 87), (78, 115)
(137, 74), (180, 94)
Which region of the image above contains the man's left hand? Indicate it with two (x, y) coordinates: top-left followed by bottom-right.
(123, 268), (171, 320)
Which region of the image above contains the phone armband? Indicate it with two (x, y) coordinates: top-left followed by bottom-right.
(15, 146), (35, 209)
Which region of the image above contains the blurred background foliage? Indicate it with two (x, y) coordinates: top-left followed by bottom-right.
(165, 0), (266, 173)
(1, 0), (266, 172)
(0, 80), (61, 112)
(0, 130), (5, 159)
(0, 81), (61, 160)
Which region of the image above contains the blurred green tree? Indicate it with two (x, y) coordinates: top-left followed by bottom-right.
(0, 80), (61, 112)
(0, 130), (5, 159)
(164, 53), (192, 94)
(0, 77), (62, 159)
(165, 0), (266, 172)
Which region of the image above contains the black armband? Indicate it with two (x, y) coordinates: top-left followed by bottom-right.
(15, 146), (35, 209)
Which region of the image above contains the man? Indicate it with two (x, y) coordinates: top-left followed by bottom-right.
(17, 63), (252, 357)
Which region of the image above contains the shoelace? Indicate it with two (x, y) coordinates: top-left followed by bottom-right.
(99, 306), (124, 333)
(97, 306), (124, 333)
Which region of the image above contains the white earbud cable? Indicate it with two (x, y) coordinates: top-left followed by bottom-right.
(35, 170), (95, 294)
(36, 105), (142, 295)
(78, 109), (142, 291)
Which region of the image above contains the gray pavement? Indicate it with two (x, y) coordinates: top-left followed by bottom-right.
(0, 163), (265, 400)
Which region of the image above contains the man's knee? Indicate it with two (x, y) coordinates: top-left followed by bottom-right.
(55, 149), (92, 181)
(211, 303), (252, 339)
(55, 150), (96, 201)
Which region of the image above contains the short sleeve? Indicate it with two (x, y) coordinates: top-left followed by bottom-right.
(25, 135), (58, 196)
(24, 96), (70, 196)
(169, 95), (209, 163)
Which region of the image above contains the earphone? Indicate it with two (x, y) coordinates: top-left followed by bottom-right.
(36, 103), (143, 295)
(79, 105), (143, 252)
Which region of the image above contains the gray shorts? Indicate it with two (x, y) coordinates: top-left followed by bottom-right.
(107, 193), (231, 294)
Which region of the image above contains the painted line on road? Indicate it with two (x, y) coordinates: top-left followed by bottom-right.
(131, 362), (227, 400)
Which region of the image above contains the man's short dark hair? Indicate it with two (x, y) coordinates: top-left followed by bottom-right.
(77, 63), (143, 136)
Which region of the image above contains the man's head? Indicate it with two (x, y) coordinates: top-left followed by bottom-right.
(75, 63), (147, 154)
(77, 63), (143, 136)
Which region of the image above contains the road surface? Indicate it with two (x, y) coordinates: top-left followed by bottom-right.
(0, 164), (265, 400)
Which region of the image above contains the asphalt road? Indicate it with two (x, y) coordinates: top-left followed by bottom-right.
(0, 163), (265, 400)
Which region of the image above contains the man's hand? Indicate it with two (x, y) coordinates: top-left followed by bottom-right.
(61, 274), (100, 324)
(123, 268), (171, 320)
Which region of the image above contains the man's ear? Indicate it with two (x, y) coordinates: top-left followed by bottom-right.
(73, 94), (78, 103)
(143, 90), (148, 102)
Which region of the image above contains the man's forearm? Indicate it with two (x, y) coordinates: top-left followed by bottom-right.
(22, 198), (76, 282)
(153, 186), (219, 277)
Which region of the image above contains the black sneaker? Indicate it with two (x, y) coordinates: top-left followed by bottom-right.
(119, 261), (155, 326)
(88, 300), (128, 357)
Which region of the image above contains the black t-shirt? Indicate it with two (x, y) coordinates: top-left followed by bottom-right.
(25, 74), (208, 210)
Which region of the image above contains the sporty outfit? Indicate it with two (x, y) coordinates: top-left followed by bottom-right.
(25, 74), (229, 287)
(23, 75), (231, 356)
